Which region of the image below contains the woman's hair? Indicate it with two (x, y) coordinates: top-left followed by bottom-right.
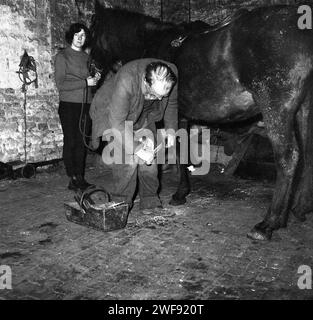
(145, 61), (177, 87)
(65, 23), (90, 48)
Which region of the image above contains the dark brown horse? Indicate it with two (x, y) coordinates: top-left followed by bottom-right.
(90, 4), (313, 241)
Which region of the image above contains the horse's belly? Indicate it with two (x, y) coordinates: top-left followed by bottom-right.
(180, 89), (259, 123)
(226, 90), (259, 121)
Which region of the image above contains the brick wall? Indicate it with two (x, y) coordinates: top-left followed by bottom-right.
(96, 0), (161, 18)
(0, 0), (59, 163)
(189, 0), (305, 25)
(98, 0), (307, 24)
(0, 0), (94, 164)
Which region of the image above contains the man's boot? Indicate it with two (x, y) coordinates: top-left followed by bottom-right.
(75, 174), (95, 191)
(68, 175), (81, 191)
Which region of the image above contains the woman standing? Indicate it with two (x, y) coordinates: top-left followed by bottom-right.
(55, 23), (100, 191)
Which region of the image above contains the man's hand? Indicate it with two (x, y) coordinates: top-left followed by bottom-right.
(135, 148), (154, 165)
(160, 130), (176, 148)
(141, 137), (154, 151)
(135, 137), (155, 165)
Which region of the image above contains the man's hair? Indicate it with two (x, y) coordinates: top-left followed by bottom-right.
(145, 61), (177, 87)
(65, 23), (90, 48)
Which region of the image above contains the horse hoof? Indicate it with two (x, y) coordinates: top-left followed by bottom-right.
(247, 228), (271, 241)
(169, 196), (186, 206)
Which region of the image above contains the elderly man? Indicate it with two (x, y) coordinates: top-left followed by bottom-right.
(90, 58), (178, 212)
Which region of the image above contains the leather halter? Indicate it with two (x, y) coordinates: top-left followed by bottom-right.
(170, 8), (248, 48)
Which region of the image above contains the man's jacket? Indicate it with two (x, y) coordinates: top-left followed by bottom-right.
(89, 58), (178, 154)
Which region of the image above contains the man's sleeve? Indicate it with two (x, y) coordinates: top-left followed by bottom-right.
(108, 74), (135, 155)
(89, 87), (106, 149)
(163, 64), (178, 131)
(54, 53), (87, 91)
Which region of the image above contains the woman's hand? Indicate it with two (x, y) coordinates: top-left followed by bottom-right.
(86, 75), (100, 86)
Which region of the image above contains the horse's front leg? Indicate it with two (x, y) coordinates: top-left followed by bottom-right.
(248, 110), (299, 241)
(170, 119), (190, 205)
(170, 163), (190, 205)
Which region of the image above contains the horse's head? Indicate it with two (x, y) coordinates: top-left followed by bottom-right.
(89, 5), (179, 77)
(89, 9), (115, 77)
(90, 7), (146, 76)
(88, 5), (211, 76)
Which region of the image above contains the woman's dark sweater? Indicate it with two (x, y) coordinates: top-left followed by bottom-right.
(54, 46), (92, 104)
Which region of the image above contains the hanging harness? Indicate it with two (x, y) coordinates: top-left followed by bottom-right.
(16, 50), (38, 92)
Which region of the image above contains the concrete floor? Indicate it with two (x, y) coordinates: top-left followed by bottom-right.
(1, 154), (313, 300)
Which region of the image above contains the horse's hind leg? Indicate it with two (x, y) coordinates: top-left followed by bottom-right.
(290, 88), (313, 221)
(247, 93), (300, 240)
